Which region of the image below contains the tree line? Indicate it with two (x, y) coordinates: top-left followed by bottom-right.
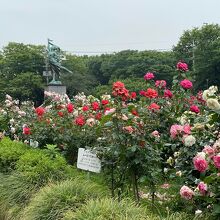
(0, 23), (220, 104)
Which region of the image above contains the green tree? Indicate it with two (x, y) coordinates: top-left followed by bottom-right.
(0, 42), (45, 79)
(61, 54), (97, 96)
(7, 72), (44, 104)
(173, 24), (220, 89)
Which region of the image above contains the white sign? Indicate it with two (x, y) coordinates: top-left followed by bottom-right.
(77, 148), (101, 173)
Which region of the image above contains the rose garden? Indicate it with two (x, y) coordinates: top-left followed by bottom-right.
(0, 59), (220, 220)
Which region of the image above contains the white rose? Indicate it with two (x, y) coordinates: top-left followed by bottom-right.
(86, 118), (96, 127)
(9, 118), (15, 125)
(207, 98), (220, 110)
(195, 210), (202, 215)
(101, 94), (111, 100)
(176, 171), (182, 177)
(174, 151), (180, 157)
(196, 152), (206, 159)
(183, 135), (196, 147)
(10, 127), (16, 133)
(202, 86), (218, 101)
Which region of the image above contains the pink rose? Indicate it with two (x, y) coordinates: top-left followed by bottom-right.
(203, 146), (215, 157)
(160, 183), (171, 189)
(151, 130), (160, 138)
(197, 182), (207, 195)
(190, 105), (200, 114)
(155, 80), (166, 88)
(213, 155), (220, 169)
(123, 126), (134, 134)
(144, 72), (155, 80)
(180, 185), (194, 200)
(164, 89), (173, 98)
(180, 79), (193, 89)
(170, 124), (183, 139)
(193, 156), (208, 173)
(183, 124), (191, 135)
(177, 61), (188, 72)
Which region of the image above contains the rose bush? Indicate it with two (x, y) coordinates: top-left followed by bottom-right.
(178, 86), (220, 218)
(0, 61), (219, 217)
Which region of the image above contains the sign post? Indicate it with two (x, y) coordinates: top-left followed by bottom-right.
(77, 148), (101, 173)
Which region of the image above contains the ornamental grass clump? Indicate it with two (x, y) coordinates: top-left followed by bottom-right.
(62, 198), (152, 220)
(0, 172), (38, 219)
(21, 178), (108, 220)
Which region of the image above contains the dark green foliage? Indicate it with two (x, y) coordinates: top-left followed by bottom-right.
(61, 55), (98, 96)
(88, 50), (176, 87)
(7, 72), (44, 102)
(0, 42), (45, 103)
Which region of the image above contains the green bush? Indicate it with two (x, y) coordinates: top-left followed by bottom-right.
(15, 149), (72, 186)
(0, 138), (28, 172)
(21, 178), (108, 220)
(62, 198), (152, 220)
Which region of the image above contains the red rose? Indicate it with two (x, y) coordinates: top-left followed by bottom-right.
(95, 112), (102, 120)
(35, 107), (45, 116)
(58, 111), (64, 117)
(148, 103), (160, 111)
(82, 105), (89, 112)
(92, 102), (100, 111)
(130, 92), (137, 99)
(113, 81), (125, 90)
(164, 89), (173, 98)
(131, 109), (138, 116)
(139, 90), (147, 96)
(75, 115), (85, 126)
(104, 107), (111, 113)
(145, 88), (158, 98)
(190, 105), (200, 114)
(66, 103), (74, 113)
(112, 81), (130, 101)
(23, 127), (31, 135)
(101, 100), (109, 105)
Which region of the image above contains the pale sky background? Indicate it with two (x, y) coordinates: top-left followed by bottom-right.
(1, 0), (220, 55)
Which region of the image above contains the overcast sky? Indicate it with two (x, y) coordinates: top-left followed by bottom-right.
(1, 0), (220, 55)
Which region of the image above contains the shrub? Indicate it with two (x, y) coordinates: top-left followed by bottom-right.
(62, 198), (152, 220)
(21, 178), (108, 220)
(15, 149), (72, 186)
(0, 138), (28, 173)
